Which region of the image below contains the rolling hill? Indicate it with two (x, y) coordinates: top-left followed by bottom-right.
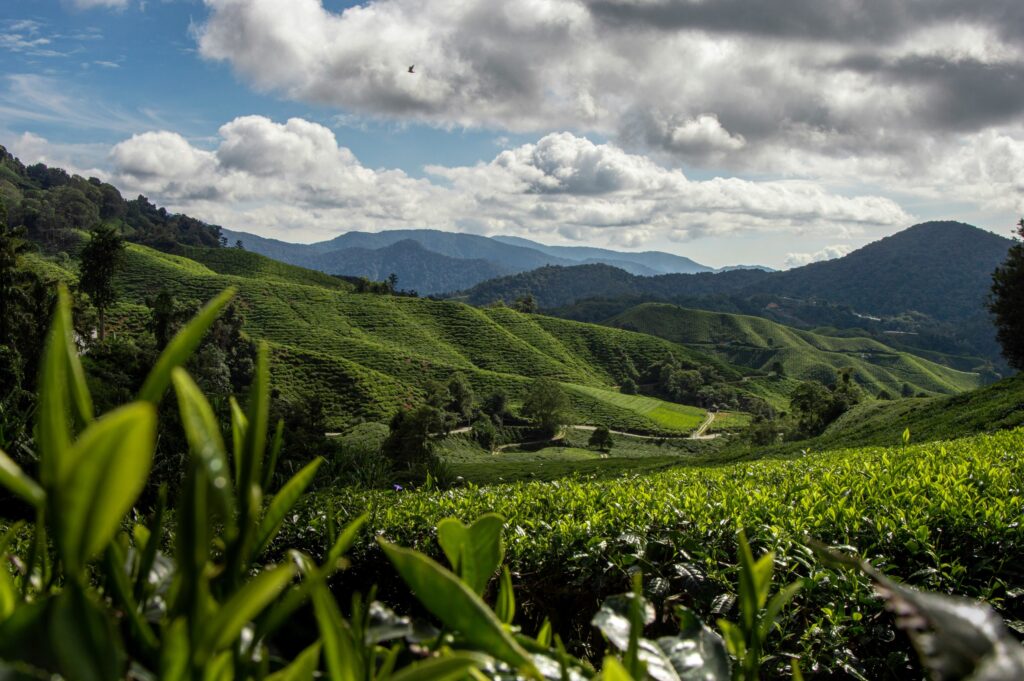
(814, 372), (1024, 448)
(456, 221), (1014, 366)
(605, 302), (985, 396)
(75, 243), (760, 433)
(21, 239), (981, 435)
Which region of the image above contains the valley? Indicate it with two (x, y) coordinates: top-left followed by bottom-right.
(1, 146), (1023, 680)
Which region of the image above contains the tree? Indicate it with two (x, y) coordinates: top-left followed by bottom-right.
(148, 291), (177, 350)
(522, 377), (571, 436)
(0, 218), (30, 346)
(482, 390), (509, 424)
(989, 218), (1024, 370)
(471, 415), (497, 450)
(235, 239), (245, 249)
(78, 225), (124, 341)
(381, 404), (441, 473)
(620, 377), (638, 395)
(446, 373), (474, 422)
(513, 293), (538, 313)
(387, 272), (399, 292)
(588, 425), (613, 451)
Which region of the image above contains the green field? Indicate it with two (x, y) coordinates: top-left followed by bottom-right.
(567, 384), (706, 432)
(34, 242), (765, 433)
(437, 430), (718, 483)
(607, 302), (985, 396)
(288, 426), (1024, 677)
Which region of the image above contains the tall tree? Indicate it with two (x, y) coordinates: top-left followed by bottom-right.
(989, 218), (1024, 370)
(522, 377), (571, 436)
(0, 218), (30, 346)
(78, 225), (125, 341)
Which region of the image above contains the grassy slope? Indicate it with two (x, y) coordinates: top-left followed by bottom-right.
(607, 303), (983, 396)
(438, 430), (719, 484)
(79, 243), (751, 432)
(813, 372), (1024, 449)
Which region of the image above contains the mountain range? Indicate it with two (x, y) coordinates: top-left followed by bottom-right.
(220, 227), (732, 294)
(455, 221), (1015, 368)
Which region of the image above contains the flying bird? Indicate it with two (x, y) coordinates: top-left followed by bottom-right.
(408, 65), (415, 74)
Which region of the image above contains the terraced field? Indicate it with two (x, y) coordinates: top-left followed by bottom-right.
(47, 243), (768, 432)
(567, 384), (706, 432)
(608, 302), (985, 396)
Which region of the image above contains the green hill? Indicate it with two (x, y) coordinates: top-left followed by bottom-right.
(68, 242), (768, 433)
(812, 373), (1024, 449)
(606, 302), (984, 397)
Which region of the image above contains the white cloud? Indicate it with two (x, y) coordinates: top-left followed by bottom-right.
(95, 116), (911, 244)
(784, 244), (854, 268)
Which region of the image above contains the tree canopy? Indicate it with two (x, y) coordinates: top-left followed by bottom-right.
(989, 219), (1024, 370)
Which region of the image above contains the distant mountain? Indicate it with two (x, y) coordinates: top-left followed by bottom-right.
(314, 240), (508, 294)
(221, 228), (718, 294)
(491, 235), (712, 275)
(455, 221), (1015, 366)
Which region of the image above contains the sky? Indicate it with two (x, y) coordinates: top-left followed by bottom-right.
(1, 0), (1022, 269)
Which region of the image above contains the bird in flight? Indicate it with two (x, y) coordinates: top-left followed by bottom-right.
(408, 65), (415, 74)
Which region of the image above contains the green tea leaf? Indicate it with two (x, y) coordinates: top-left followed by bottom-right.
(160, 617), (190, 681)
(266, 642), (321, 681)
(436, 513), (505, 595)
(171, 368), (235, 520)
(758, 580), (803, 643)
(50, 584), (124, 681)
(496, 565), (516, 625)
(388, 653), (486, 681)
(601, 656), (635, 681)
(197, 563), (295, 662)
(311, 580), (362, 681)
(138, 288), (236, 404)
(57, 402), (156, 573)
(38, 285), (92, 487)
(380, 540), (536, 675)
(254, 457), (323, 558)
(0, 447), (44, 508)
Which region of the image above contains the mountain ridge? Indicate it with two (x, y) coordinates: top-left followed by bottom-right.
(220, 227), (719, 294)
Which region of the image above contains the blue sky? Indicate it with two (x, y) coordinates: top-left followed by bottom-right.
(1, 0), (1021, 268)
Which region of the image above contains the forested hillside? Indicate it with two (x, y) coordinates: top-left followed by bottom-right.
(457, 221), (1013, 367)
(607, 303), (984, 396)
(0, 146), (222, 250)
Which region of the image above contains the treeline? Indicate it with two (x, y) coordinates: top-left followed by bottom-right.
(0, 145), (222, 252)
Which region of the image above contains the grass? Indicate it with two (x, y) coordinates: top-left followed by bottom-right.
(607, 302), (985, 397)
(813, 371), (1024, 449)
(567, 384), (706, 432)
(21, 242), (778, 432)
(438, 430), (720, 484)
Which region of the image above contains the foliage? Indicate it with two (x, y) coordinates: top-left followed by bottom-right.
(0, 145), (222, 251)
(78, 224), (125, 340)
(381, 404), (442, 477)
(522, 377), (572, 435)
(989, 218), (1024, 370)
(787, 372), (863, 438)
(294, 426), (1024, 677)
(2, 284), (1023, 680)
(588, 425), (613, 451)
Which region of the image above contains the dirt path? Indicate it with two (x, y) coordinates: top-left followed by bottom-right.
(690, 412), (719, 440)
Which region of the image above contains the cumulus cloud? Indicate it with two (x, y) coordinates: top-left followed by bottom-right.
(784, 245), (855, 269)
(194, 0), (1024, 176)
(100, 116), (909, 245)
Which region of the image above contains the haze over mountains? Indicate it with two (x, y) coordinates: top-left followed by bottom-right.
(221, 227), (736, 294)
